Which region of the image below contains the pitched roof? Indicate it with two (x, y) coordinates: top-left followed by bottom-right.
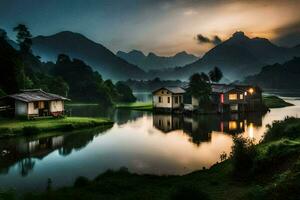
(153, 86), (186, 94)
(2, 89), (70, 102)
(211, 84), (247, 93)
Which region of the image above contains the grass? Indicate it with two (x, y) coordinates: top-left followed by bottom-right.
(12, 117), (300, 200)
(263, 95), (294, 108)
(115, 101), (153, 111)
(0, 117), (113, 138)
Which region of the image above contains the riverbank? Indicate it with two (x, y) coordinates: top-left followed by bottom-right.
(115, 101), (153, 111)
(0, 117), (113, 138)
(9, 117), (300, 200)
(263, 95), (294, 108)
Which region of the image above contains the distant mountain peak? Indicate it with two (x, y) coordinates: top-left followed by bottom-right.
(230, 31), (250, 41)
(148, 52), (157, 57)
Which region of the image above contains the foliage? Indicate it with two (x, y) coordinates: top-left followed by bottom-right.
(124, 78), (184, 91)
(74, 176), (90, 188)
(0, 88), (6, 97)
(188, 73), (212, 105)
(230, 136), (257, 179)
(115, 81), (136, 102)
(171, 185), (210, 200)
(263, 117), (300, 142)
(209, 66), (223, 83)
(13, 24), (32, 54)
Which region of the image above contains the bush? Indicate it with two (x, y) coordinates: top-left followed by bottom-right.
(230, 136), (257, 179)
(74, 176), (90, 188)
(264, 117), (300, 142)
(22, 126), (40, 136)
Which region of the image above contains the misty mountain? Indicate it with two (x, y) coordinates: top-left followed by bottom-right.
(32, 31), (146, 80)
(116, 50), (198, 71)
(153, 32), (300, 81)
(243, 57), (300, 89)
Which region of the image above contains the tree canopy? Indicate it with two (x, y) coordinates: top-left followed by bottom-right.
(13, 24), (32, 54)
(188, 73), (212, 105)
(209, 67), (223, 83)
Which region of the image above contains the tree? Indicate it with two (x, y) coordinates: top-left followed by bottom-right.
(13, 24), (32, 53)
(209, 67), (223, 83)
(0, 28), (7, 40)
(115, 82), (136, 102)
(188, 73), (212, 105)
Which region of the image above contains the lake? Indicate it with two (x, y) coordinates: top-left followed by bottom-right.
(1, 94), (300, 192)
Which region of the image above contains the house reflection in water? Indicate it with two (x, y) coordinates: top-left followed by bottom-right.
(0, 126), (108, 176)
(153, 113), (263, 145)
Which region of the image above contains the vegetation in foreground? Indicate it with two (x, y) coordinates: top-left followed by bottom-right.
(116, 101), (153, 111)
(1, 117), (298, 200)
(263, 95), (294, 108)
(0, 117), (113, 138)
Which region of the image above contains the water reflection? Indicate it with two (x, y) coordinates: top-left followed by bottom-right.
(0, 126), (112, 177)
(153, 113), (264, 146)
(0, 98), (299, 192)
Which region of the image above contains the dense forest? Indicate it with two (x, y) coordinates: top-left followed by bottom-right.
(243, 57), (300, 89)
(0, 26), (136, 106)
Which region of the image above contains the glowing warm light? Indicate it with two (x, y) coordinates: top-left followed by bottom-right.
(244, 92), (247, 96)
(229, 121), (237, 130)
(248, 88), (254, 94)
(248, 123), (254, 139)
(220, 93), (224, 103)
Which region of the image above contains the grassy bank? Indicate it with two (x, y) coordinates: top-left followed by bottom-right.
(116, 101), (153, 111)
(263, 95), (294, 108)
(0, 117), (113, 138)
(7, 117), (299, 200)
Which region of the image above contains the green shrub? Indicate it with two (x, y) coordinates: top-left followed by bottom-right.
(264, 117), (300, 142)
(74, 176), (90, 188)
(22, 126), (41, 136)
(230, 136), (257, 179)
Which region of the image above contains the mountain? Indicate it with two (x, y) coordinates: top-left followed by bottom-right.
(243, 57), (300, 89)
(116, 50), (198, 71)
(153, 31), (300, 81)
(32, 31), (146, 80)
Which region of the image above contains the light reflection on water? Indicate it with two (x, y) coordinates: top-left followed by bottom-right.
(0, 98), (299, 192)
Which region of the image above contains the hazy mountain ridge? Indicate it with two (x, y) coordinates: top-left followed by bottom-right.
(32, 31), (146, 80)
(243, 57), (300, 89)
(151, 32), (300, 81)
(116, 50), (198, 71)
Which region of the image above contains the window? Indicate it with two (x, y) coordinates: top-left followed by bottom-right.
(168, 97), (170, 103)
(34, 102), (39, 109)
(240, 94), (244, 99)
(175, 96), (178, 104)
(229, 121), (237, 130)
(179, 96), (182, 103)
(229, 93), (237, 100)
(159, 96), (162, 103)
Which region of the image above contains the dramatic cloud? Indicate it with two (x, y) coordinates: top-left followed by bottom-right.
(0, 0), (299, 56)
(272, 21), (300, 47)
(196, 34), (222, 45)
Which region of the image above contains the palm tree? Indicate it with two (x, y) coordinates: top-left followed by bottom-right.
(209, 67), (223, 83)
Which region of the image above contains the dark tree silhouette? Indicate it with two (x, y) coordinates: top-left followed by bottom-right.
(13, 24), (32, 53)
(188, 73), (212, 105)
(0, 28), (7, 40)
(209, 67), (223, 83)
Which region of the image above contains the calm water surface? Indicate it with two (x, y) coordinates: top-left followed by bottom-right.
(0, 94), (300, 192)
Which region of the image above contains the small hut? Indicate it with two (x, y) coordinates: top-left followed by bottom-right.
(0, 89), (70, 118)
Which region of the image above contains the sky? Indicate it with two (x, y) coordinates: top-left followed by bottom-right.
(0, 0), (300, 56)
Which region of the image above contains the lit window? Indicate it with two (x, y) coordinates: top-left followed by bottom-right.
(240, 94), (244, 99)
(229, 93), (237, 100)
(229, 121), (237, 130)
(248, 88), (254, 94)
